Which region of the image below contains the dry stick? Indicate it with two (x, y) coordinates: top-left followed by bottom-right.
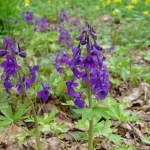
(86, 68), (94, 150)
(128, 122), (150, 145)
(15, 59), (42, 150)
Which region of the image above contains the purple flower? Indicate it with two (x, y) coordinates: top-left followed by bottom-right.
(58, 27), (72, 48)
(1, 55), (21, 77)
(27, 65), (39, 84)
(82, 55), (97, 69)
(3, 37), (15, 51)
(1, 75), (13, 94)
(94, 40), (102, 51)
(66, 79), (79, 97)
(108, 46), (115, 52)
(74, 96), (84, 108)
(66, 22), (110, 105)
(37, 83), (50, 102)
(16, 76), (33, 94)
(54, 51), (70, 73)
(96, 90), (109, 100)
(59, 9), (68, 24)
(0, 49), (7, 57)
(14, 20), (18, 24)
(18, 44), (26, 58)
(34, 18), (50, 32)
(23, 11), (33, 22)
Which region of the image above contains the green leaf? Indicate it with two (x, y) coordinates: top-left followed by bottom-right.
(0, 91), (8, 100)
(62, 100), (74, 106)
(46, 109), (59, 122)
(108, 134), (122, 145)
(14, 101), (30, 120)
(121, 67), (128, 81)
(93, 107), (110, 119)
(1, 105), (14, 120)
(73, 108), (94, 122)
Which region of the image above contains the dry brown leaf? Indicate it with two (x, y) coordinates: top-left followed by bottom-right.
(0, 123), (24, 146)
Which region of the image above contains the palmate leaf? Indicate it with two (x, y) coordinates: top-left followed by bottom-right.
(1, 105), (14, 120)
(106, 105), (139, 122)
(94, 120), (122, 145)
(14, 101), (31, 120)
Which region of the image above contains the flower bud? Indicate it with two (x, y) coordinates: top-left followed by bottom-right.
(90, 27), (97, 40)
(81, 36), (87, 45)
(19, 51), (26, 58)
(0, 49), (7, 57)
(76, 34), (83, 41)
(94, 40), (102, 51)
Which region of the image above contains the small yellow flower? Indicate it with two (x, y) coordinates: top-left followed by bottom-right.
(112, 9), (120, 15)
(65, 1), (69, 4)
(126, 5), (134, 11)
(131, 0), (138, 4)
(143, 11), (149, 15)
(106, 0), (111, 5)
(16, 6), (20, 9)
(48, 0), (51, 3)
(95, 5), (100, 10)
(24, 0), (30, 7)
(113, 0), (122, 3)
(145, 0), (150, 4)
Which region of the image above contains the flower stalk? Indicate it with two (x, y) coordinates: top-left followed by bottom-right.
(86, 68), (93, 150)
(16, 59), (42, 150)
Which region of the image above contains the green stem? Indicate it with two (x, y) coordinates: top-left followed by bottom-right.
(15, 58), (42, 150)
(86, 68), (93, 150)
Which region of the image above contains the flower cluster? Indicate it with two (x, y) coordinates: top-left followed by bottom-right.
(34, 18), (50, 32)
(58, 27), (72, 47)
(22, 11), (33, 22)
(22, 11), (50, 33)
(0, 37), (50, 102)
(59, 9), (68, 24)
(55, 50), (70, 73)
(66, 22), (110, 108)
(0, 37), (26, 94)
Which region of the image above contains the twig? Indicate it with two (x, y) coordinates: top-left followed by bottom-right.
(128, 122), (150, 145)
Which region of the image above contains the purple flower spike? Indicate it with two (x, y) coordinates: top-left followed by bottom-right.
(0, 49), (7, 57)
(38, 83), (50, 102)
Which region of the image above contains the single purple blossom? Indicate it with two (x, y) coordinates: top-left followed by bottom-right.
(66, 79), (79, 97)
(0, 49), (7, 57)
(37, 83), (50, 102)
(82, 55), (97, 69)
(14, 20), (18, 24)
(1, 55), (21, 77)
(16, 76), (33, 94)
(1, 75), (13, 94)
(74, 96), (84, 108)
(108, 46), (115, 52)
